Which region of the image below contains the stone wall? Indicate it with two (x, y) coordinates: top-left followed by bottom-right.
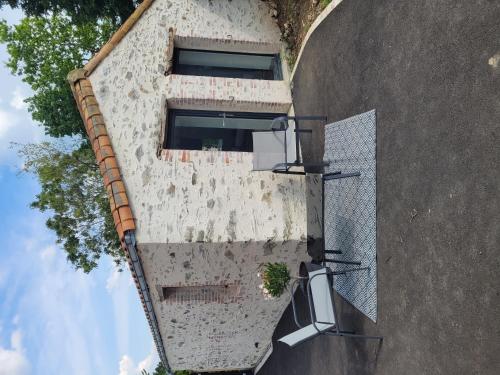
(89, 0), (307, 371)
(139, 240), (308, 371)
(167, 74), (291, 113)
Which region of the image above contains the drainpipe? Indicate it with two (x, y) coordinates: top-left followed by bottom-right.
(124, 231), (173, 375)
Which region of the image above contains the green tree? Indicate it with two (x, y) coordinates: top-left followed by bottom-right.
(0, 14), (115, 137)
(141, 363), (190, 375)
(17, 141), (123, 272)
(0, 0), (137, 25)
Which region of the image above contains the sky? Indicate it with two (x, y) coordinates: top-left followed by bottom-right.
(0, 7), (157, 375)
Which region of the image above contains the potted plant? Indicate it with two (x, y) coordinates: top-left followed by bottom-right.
(258, 262), (291, 299)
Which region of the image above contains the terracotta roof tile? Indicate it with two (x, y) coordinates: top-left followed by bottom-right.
(87, 126), (96, 142)
(95, 145), (115, 163)
(93, 124), (107, 137)
(97, 135), (111, 148)
(80, 85), (95, 99)
(115, 223), (124, 241)
(118, 206), (134, 223)
(66, 0), (170, 368)
(90, 114), (105, 126)
(67, 70), (135, 240)
(84, 96), (99, 107)
(103, 156), (118, 170)
(121, 219), (136, 232)
(113, 192), (129, 208)
(111, 180), (126, 194)
(112, 208), (120, 226)
(103, 168), (121, 186)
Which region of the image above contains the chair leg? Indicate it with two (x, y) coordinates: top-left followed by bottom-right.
(333, 267), (370, 275)
(324, 259), (362, 266)
(324, 250), (342, 255)
(323, 171), (361, 181)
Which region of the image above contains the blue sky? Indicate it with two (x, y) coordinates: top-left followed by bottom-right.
(0, 7), (157, 375)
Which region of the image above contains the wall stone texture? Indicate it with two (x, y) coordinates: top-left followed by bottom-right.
(139, 240), (308, 371)
(88, 0), (308, 371)
(167, 74), (292, 113)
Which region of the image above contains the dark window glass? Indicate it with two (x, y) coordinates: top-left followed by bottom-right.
(173, 48), (282, 80)
(166, 110), (284, 152)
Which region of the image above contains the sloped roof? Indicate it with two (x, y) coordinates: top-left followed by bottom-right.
(67, 68), (171, 372)
(67, 0), (170, 370)
(67, 0), (157, 239)
(67, 69), (135, 240)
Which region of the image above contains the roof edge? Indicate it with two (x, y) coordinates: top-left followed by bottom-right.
(67, 68), (87, 84)
(84, 0), (156, 75)
(67, 70), (171, 371)
(67, 69), (135, 240)
(124, 232), (172, 373)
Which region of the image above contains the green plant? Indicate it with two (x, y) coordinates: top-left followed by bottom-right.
(0, 14), (116, 138)
(141, 362), (187, 375)
(0, 0), (137, 25)
(261, 262), (291, 297)
(16, 141), (123, 273)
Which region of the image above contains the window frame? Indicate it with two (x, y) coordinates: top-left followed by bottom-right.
(164, 109), (286, 153)
(172, 48), (283, 80)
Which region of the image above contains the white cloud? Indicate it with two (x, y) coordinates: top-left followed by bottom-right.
(10, 330), (23, 351)
(137, 348), (157, 373)
(39, 245), (56, 262)
(119, 355), (135, 375)
(12, 315), (20, 326)
(1, 215), (108, 375)
(10, 88), (28, 110)
(106, 267), (122, 292)
(118, 345), (157, 375)
(0, 206), (155, 375)
(0, 330), (30, 375)
(0, 106), (44, 166)
(0, 268), (6, 289)
(106, 263), (139, 360)
(0, 109), (15, 138)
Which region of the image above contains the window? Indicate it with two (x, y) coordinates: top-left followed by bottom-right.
(173, 48), (282, 80)
(161, 284), (241, 304)
(165, 110), (284, 152)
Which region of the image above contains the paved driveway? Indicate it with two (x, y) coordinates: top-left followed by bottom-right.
(259, 1), (500, 374)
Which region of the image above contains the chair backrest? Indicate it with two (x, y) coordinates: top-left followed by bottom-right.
(252, 130), (297, 171)
(308, 268), (336, 325)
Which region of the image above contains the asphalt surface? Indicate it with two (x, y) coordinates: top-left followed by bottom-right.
(259, 1), (500, 374)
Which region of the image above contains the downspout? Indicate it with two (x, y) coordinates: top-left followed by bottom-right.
(124, 231), (173, 375)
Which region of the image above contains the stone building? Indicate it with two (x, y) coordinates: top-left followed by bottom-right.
(68, 0), (310, 372)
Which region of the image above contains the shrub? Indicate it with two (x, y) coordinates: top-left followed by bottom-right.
(261, 262), (291, 298)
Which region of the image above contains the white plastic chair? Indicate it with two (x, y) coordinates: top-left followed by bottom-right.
(252, 116), (329, 175)
(252, 130), (296, 172)
(278, 265), (382, 348)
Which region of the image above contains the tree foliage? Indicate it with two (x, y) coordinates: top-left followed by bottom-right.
(0, 5), (137, 271)
(0, 0), (137, 25)
(141, 363), (190, 375)
(17, 141), (123, 272)
(0, 14), (115, 137)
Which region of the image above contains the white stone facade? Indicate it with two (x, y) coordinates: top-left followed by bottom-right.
(166, 74), (291, 114)
(89, 0), (309, 371)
